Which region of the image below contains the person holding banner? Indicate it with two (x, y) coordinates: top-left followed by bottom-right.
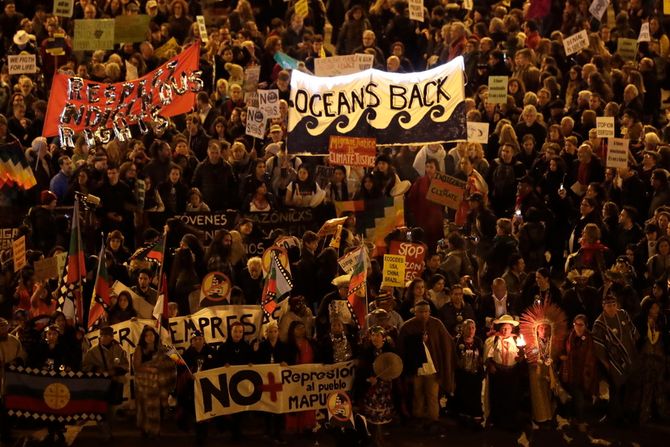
(285, 320), (318, 434)
(133, 325), (176, 438)
(406, 159), (446, 251)
(256, 321), (288, 443)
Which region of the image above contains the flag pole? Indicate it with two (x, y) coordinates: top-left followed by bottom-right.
(88, 233), (106, 329)
(155, 225), (169, 335)
(75, 196), (84, 326)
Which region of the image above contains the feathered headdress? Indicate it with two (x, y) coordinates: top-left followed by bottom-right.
(520, 303), (567, 364)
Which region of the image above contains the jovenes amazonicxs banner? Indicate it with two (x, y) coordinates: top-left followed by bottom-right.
(287, 57), (466, 153)
(195, 361), (355, 420)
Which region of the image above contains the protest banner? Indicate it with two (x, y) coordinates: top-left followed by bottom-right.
(199, 272), (233, 306)
(289, 57), (466, 153)
(426, 171), (466, 208)
(246, 107), (267, 138)
(315, 165), (335, 189)
(617, 38), (638, 60)
(176, 211), (237, 243)
(44, 43), (201, 147)
(195, 361), (355, 420)
(563, 30), (589, 56)
(666, 0), (670, 15)
(487, 76), (508, 104)
(114, 15), (151, 44)
(589, 0), (608, 21)
(607, 138), (629, 169)
(313, 54), (375, 77)
(389, 241), (426, 282)
(154, 37), (180, 59)
(294, 0), (309, 18)
(7, 55), (37, 75)
(53, 0), (74, 18)
(258, 89), (280, 119)
(0, 228), (18, 251)
(12, 236), (25, 272)
(45, 33), (67, 56)
(467, 121), (489, 144)
(596, 117), (615, 138)
(338, 247), (371, 274)
(73, 19), (115, 51)
(382, 254), (406, 287)
(34, 256), (60, 281)
(244, 208), (317, 237)
(196, 15), (209, 43)
(638, 22), (651, 42)
(408, 0), (424, 22)
(328, 136), (377, 167)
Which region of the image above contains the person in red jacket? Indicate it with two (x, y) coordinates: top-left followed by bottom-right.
(406, 158), (445, 250)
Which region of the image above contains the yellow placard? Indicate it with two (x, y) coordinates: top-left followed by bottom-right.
(295, 0), (308, 18)
(382, 254), (406, 288)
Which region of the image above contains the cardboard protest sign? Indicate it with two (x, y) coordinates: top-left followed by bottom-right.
(563, 30), (589, 56)
(467, 122), (489, 144)
(73, 19), (115, 51)
(45, 33), (67, 56)
(382, 254), (406, 287)
(328, 136), (376, 167)
(617, 38), (638, 60)
(426, 172), (467, 209)
(294, 0), (309, 18)
(154, 37), (180, 59)
(258, 89), (280, 119)
(114, 15), (150, 44)
(487, 76), (508, 104)
(196, 15), (209, 43)
(53, 0), (74, 18)
(34, 256), (60, 281)
(389, 241), (426, 282)
(195, 361), (355, 421)
(0, 228), (18, 251)
(7, 55), (37, 75)
(638, 22), (651, 42)
(246, 107), (267, 138)
(409, 0), (424, 22)
(313, 54), (375, 77)
(589, 0), (608, 21)
(596, 117), (615, 138)
(110, 281), (155, 319)
(607, 138), (629, 169)
(12, 236), (25, 272)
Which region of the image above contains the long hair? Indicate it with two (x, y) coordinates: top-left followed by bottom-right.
(138, 325), (160, 352)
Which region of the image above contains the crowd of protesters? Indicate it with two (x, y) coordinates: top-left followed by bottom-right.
(2, 0), (670, 445)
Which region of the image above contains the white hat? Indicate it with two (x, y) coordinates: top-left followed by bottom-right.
(14, 30), (36, 46)
(493, 314), (519, 327)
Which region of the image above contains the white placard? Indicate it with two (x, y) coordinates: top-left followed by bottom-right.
(409, 0), (425, 22)
(563, 30), (590, 56)
(313, 54), (374, 77)
(467, 122), (489, 144)
(596, 117), (615, 138)
(7, 55), (37, 75)
(258, 89), (280, 119)
(246, 106), (267, 138)
(589, 0), (608, 21)
(196, 15), (209, 43)
(53, 0), (74, 18)
(607, 138), (629, 169)
(638, 22), (651, 42)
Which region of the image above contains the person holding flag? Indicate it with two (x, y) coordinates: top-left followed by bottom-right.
(88, 241), (112, 329)
(56, 196), (86, 325)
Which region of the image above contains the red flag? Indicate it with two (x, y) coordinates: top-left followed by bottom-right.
(153, 273), (169, 328)
(347, 247), (368, 330)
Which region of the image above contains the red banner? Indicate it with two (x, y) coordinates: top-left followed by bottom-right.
(44, 42), (201, 139)
(328, 136), (376, 167)
(389, 241), (427, 282)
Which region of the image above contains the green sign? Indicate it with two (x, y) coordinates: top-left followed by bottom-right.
(114, 15), (151, 44)
(73, 19), (115, 51)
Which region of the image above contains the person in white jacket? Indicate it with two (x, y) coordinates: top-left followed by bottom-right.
(284, 164), (326, 208)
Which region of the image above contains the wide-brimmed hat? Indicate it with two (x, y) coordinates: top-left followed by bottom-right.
(373, 352), (403, 381)
(13, 30), (35, 46)
(566, 269), (594, 282)
(493, 314), (519, 326)
(331, 274), (351, 288)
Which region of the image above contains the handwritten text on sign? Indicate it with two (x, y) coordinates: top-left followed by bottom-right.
(53, 0), (74, 17)
(487, 76), (508, 104)
(426, 172), (467, 209)
(409, 0), (425, 22)
(389, 241), (426, 282)
(596, 117), (615, 138)
(606, 138), (629, 169)
(382, 254), (406, 287)
(328, 136), (377, 167)
(195, 361), (355, 420)
(245, 106), (266, 139)
(467, 121), (489, 144)
(7, 55), (37, 75)
(563, 30), (589, 56)
(258, 89), (280, 119)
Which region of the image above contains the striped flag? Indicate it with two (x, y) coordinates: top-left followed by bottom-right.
(334, 197), (404, 255)
(88, 245), (111, 329)
(347, 247), (368, 330)
(129, 236), (165, 266)
(56, 200), (86, 324)
(261, 250), (293, 318)
(0, 141), (37, 190)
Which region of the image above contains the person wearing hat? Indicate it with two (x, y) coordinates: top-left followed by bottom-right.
(279, 295), (315, 343)
(483, 315), (524, 429)
(367, 290), (403, 337)
(397, 300), (455, 430)
(563, 269), (600, 324)
(592, 295), (639, 424)
(9, 29), (36, 55)
(316, 274), (353, 337)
